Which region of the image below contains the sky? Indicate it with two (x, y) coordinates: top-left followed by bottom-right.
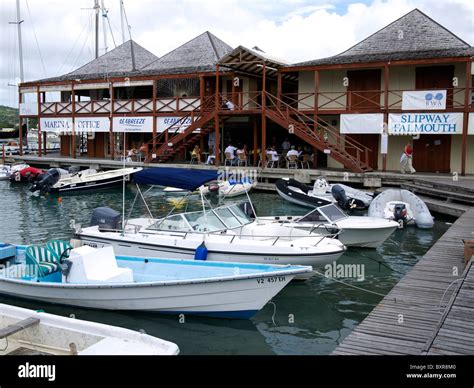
(0, 0), (473, 108)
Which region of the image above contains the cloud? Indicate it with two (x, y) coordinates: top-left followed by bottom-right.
(0, 0), (472, 107)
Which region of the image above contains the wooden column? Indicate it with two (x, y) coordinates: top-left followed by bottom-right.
(312, 70), (320, 169)
(18, 90), (23, 155)
(262, 115), (267, 167)
(461, 60), (472, 176)
(37, 86), (42, 157)
(43, 132), (47, 155)
(199, 75), (205, 113)
(253, 118), (258, 166)
(277, 72), (282, 108)
(215, 65), (221, 165)
(152, 80), (157, 154)
(71, 82), (76, 158)
(109, 82), (115, 159)
(383, 64), (389, 172)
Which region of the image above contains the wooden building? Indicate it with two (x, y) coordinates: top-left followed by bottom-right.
(18, 9), (473, 174)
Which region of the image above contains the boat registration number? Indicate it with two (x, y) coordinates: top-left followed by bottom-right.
(257, 276), (286, 284)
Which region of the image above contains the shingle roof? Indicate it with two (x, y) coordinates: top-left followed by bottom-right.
(294, 9), (473, 67)
(31, 40), (159, 83)
(140, 31), (233, 75)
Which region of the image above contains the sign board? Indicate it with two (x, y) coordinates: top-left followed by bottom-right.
(380, 133), (388, 154)
(112, 117), (153, 133)
(40, 117), (110, 133)
(340, 114), (384, 134)
(402, 90), (446, 110)
(388, 113), (463, 135)
(469, 113), (474, 135)
(19, 102), (38, 116)
(157, 116), (200, 134)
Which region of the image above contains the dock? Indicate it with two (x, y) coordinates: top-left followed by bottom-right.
(332, 208), (474, 355)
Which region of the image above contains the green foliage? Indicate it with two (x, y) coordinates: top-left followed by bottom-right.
(0, 105), (19, 128)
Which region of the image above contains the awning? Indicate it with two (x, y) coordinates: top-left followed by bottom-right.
(134, 168), (219, 190)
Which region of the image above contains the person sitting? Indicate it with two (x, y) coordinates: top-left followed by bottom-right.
(266, 147), (279, 168)
(205, 146), (216, 165)
(137, 143), (148, 162)
(127, 148), (137, 162)
(286, 145), (300, 158)
(191, 145), (201, 164)
(236, 144), (248, 166)
(224, 143), (237, 165)
(222, 98), (235, 110)
(281, 138), (291, 155)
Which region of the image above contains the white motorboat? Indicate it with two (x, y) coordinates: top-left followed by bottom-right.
(30, 167), (142, 194)
(76, 168), (346, 274)
(368, 189), (434, 229)
(202, 178), (257, 198)
(0, 163), (29, 181)
(0, 243), (311, 319)
(0, 303), (179, 355)
(259, 204), (399, 248)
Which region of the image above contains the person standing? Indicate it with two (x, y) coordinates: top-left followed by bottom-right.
(400, 141), (416, 174)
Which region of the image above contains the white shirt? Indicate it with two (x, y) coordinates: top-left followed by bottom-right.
(286, 149), (299, 157)
(225, 145), (237, 158)
(266, 150), (279, 161)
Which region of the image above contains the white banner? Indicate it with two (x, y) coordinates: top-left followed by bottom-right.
(157, 116), (200, 133)
(388, 113), (463, 135)
(19, 102), (38, 116)
(402, 90), (446, 110)
(340, 114), (384, 134)
(40, 117), (110, 133)
(113, 117), (153, 132)
(469, 113), (474, 135)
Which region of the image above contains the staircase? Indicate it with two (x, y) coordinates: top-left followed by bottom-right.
(145, 96), (215, 162)
(264, 92), (373, 173)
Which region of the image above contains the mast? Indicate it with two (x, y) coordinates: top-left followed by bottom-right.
(94, 0), (100, 58)
(15, 0), (24, 83)
(101, 0), (108, 54)
(120, 0), (126, 44)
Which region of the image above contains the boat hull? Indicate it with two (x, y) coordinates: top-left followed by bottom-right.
(52, 176), (132, 193)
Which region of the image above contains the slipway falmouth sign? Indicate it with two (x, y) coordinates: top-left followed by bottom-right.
(401, 90), (447, 110)
(388, 113), (463, 135)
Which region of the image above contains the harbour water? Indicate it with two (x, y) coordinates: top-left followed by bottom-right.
(0, 181), (452, 355)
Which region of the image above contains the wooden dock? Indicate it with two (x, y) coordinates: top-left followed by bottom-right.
(332, 208), (474, 355)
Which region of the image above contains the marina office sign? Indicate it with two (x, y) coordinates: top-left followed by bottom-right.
(388, 113), (463, 135)
(40, 117), (110, 133)
(402, 90), (447, 110)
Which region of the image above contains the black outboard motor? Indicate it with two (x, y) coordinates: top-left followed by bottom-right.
(90, 207), (122, 232)
(393, 203), (408, 226)
(30, 168), (61, 194)
(238, 201), (256, 219)
(331, 185), (353, 210)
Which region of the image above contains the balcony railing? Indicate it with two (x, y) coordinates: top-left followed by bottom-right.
(37, 88), (473, 116)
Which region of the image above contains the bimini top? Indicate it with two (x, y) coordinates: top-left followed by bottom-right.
(134, 168), (219, 191)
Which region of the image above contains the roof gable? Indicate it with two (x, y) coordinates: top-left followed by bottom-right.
(142, 31), (233, 73)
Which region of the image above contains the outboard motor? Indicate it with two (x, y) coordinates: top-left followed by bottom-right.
(393, 203), (408, 226)
(238, 201), (256, 219)
(90, 207), (122, 232)
(331, 184), (353, 210)
(30, 168), (61, 194)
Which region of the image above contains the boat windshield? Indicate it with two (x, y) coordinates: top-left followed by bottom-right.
(317, 204), (348, 222)
(148, 204), (253, 233)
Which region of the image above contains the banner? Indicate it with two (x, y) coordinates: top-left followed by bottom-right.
(402, 90), (446, 110)
(388, 113), (463, 135)
(19, 102), (38, 116)
(157, 116), (200, 134)
(469, 113), (474, 135)
(40, 117), (110, 133)
(340, 114), (384, 134)
(113, 117), (153, 133)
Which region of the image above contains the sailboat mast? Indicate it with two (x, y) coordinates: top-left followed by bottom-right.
(15, 0), (24, 83)
(120, 0), (126, 44)
(101, 0), (108, 54)
(94, 0), (100, 58)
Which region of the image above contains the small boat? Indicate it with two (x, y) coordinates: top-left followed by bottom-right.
(163, 186), (190, 196)
(202, 178), (257, 198)
(258, 203), (399, 248)
(30, 167), (142, 194)
(0, 242), (312, 319)
(0, 164), (29, 181)
(276, 178), (370, 210)
(0, 303), (179, 355)
(368, 189), (434, 229)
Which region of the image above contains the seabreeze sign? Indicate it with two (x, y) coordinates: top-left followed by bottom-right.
(157, 116), (198, 133)
(402, 90), (446, 110)
(388, 113), (463, 135)
(112, 117), (153, 132)
(40, 117), (110, 133)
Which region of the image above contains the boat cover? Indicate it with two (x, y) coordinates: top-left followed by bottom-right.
(134, 168), (219, 191)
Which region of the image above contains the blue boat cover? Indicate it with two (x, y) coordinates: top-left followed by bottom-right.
(134, 168), (219, 191)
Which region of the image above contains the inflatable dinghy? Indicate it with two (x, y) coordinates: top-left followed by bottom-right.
(368, 189), (434, 229)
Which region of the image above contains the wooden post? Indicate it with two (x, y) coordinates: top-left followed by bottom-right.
(71, 82), (76, 158)
(199, 75), (205, 112)
(262, 62), (266, 111)
(382, 64), (389, 172)
(215, 64), (220, 110)
(37, 86), (42, 157)
(109, 82), (115, 159)
(461, 60), (471, 176)
(277, 72), (282, 108)
(215, 115), (220, 166)
(152, 80), (157, 153)
(314, 70), (320, 112)
(43, 132), (47, 155)
(261, 62), (267, 167)
(253, 118), (258, 166)
(18, 90), (23, 155)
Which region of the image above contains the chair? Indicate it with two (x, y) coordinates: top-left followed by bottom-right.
(266, 153), (278, 168)
(25, 245), (60, 277)
(286, 154), (298, 169)
(300, 154), (312, 169)
(189, 151), (198, 164)
(237, 153), (248, 166)
(46, 240), (73, 261)
(225, 152), (234, 166)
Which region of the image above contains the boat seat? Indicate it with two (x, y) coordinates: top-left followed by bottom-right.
(46, 240), (72, 260)
(25, 245), (60, 277)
